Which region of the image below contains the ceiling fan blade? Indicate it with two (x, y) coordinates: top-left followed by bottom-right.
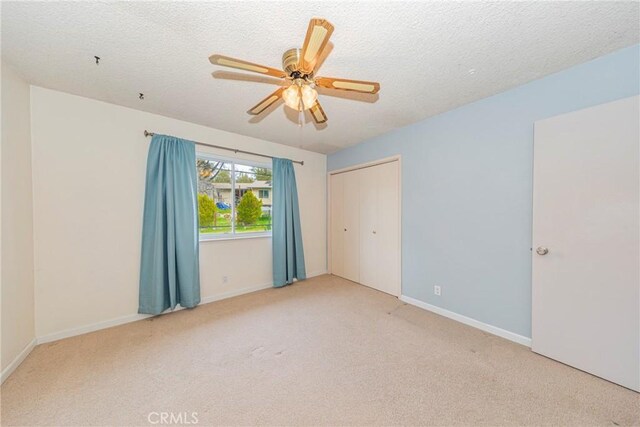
(247, 87), (285, 115)
(315, 77), (380, 94)
(309, 100), (328, 124)
(210, 54), (286, 78)
(299, 18), (334, 74)
(212, 71), (287, 86)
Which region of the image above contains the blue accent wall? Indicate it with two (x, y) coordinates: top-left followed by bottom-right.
(328, 45), (640, 338)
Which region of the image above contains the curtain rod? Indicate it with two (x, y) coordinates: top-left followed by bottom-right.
(143, 130), (304, 166)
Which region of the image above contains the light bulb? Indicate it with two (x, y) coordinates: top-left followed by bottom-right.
(300, 85), (318, 110)
(283, 84), (301, 111)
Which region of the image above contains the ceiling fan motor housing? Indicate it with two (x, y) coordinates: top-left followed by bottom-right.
(282, 48), (313, 80)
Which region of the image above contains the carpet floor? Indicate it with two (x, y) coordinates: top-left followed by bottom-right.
(1, 274), (638, 426)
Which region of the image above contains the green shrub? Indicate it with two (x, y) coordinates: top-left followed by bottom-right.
(198, 193), (217, 227)
(236, 192), (262, 225)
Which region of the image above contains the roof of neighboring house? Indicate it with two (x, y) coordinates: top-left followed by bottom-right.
(210, 180), (272, 190)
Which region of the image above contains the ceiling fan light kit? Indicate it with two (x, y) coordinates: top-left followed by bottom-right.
(283, 80), (318, 111)
(209, 18), (380, 125)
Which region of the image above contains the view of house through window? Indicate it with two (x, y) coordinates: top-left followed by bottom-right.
(197, 155), (272, 237)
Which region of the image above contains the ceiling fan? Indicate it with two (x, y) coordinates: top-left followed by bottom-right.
(209, 18), (380, 124)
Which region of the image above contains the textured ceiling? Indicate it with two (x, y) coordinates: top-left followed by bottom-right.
(2, 1), (639, 154)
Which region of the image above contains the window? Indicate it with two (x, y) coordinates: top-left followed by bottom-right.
(197, 154), (272, 239)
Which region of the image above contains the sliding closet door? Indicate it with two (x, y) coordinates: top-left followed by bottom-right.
(375, 161), (400, 295)
(330, 173), (345, 278)
(341, 169), (361, 282)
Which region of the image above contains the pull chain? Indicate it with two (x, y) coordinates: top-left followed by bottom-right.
(298, 104), (304, 147)
(298, 97), (304, 127)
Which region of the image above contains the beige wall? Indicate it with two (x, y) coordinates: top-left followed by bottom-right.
(1, 63), (36, 376)
(30, 87), (327, 340)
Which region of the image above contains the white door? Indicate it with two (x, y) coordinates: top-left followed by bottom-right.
(330, 173), (345, 278)
(532, 96), (639, 391)
(359, 162), (400, 296)
(342, 168), (361, 283)
(375, 161), (400, 296)
(359, 165), (379, 289)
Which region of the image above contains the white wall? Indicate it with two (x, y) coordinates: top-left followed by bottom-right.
(1, 62), (36, 374)
(30, 86), (327, 340)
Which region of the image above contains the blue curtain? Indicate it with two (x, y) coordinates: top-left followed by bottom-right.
(139, 134), (200, 314)
(272, 158), (306, 287)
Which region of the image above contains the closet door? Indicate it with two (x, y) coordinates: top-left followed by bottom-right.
(359, 165), (378, 289)
(359, 161), (400, 296)
(341, 169), (361, 282)
(375, 161), (400, 296)
(330, 160), (400, 294)
(330, 173), (345, 278)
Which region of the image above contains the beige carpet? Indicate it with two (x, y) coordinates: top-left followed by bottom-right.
(1, 274), (638, 426)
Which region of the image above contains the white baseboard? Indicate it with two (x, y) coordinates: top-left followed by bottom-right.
(306, 270), (327, 279)
(11, 271), (329, 382)
(200, 281), (273, 305)
(37, 272), (327, 345)
(37, 281), (275, 344)
(37, 312), (151, 345)
(1, 338), (37, 384)
(399, 295), (532, 347)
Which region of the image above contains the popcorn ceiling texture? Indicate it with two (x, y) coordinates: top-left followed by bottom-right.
(2, 1), (638, 154)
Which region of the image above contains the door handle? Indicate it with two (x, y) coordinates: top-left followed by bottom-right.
(344, 228), (347, 232)
(536, 247), (549, 255)
(372, 231), (376, 234)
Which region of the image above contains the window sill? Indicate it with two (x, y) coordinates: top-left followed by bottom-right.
(199, 233), (272, 243)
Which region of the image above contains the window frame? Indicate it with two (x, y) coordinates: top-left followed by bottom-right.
(197, 152), (272, 242)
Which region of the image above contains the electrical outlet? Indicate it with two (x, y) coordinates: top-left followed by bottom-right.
(222, 276), (228, 284)
(434, 285), (441, 296)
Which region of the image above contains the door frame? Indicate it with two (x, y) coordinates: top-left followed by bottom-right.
(327, 155), (402, 297)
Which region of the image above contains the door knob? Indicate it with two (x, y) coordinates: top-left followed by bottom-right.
(344, 228), (347, 232)
(373, 231), (377, 234)
(536, 247), (549, 255)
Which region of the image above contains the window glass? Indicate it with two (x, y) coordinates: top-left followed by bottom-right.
(197, 156), (271, 238)
(234, 163), (272, 234)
